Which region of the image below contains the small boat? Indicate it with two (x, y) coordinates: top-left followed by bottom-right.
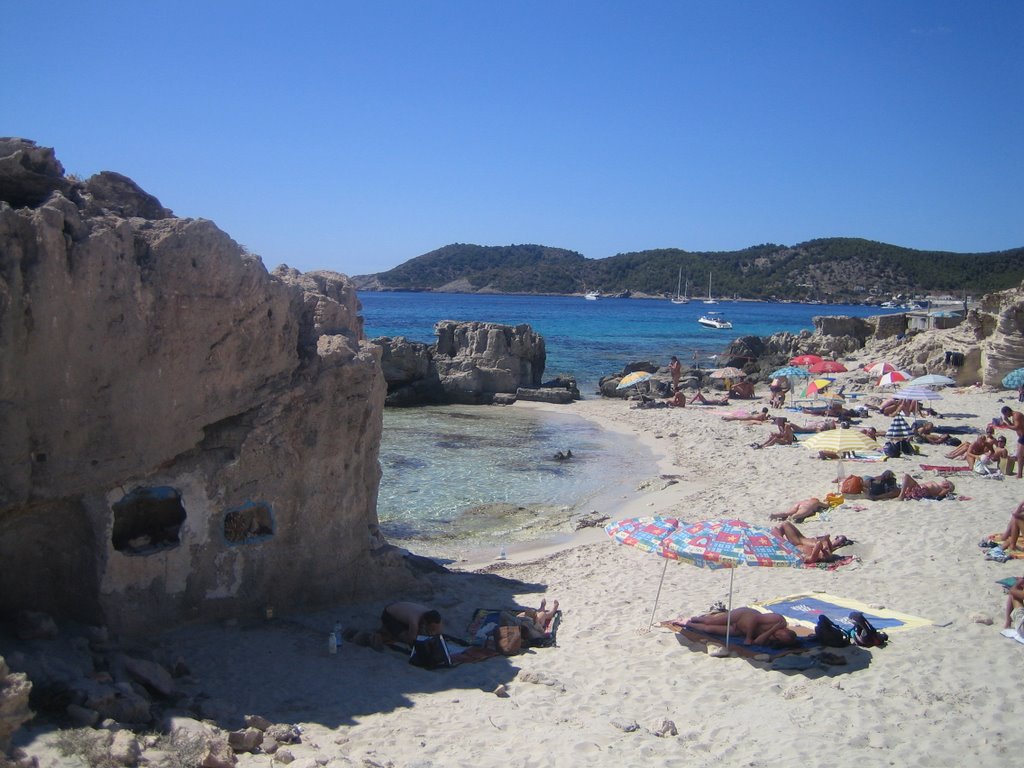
(584, 290), (600, 301)
(703, 273), (718, 304)
(671, 267), (689, 304)
(697, 311), (733, 329)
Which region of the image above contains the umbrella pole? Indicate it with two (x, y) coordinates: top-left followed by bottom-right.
(723, 567), (736, 650)
(648, 559), (669, 630)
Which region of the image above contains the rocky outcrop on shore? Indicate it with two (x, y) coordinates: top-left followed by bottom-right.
(373, 321), (577, 405)
(0, 139), (422, 641)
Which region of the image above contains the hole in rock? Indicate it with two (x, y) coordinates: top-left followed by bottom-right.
(223, 501), (275, 544)
(111, 486), (187, 555)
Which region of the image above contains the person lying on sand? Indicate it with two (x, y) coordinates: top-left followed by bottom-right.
(1004, 576), (1024, 630)
(790, 419), (837, 434)
(692, 390), (730, 406)
(752, 418), (796, 449)
(516, 599), (559, 640)
(770, 497), (829, 523)
(685, 608), (798, 648)
(897, 475), (954, 501)
(721, 407), (769, 422)
(771, 520), (852, 564)
(728, 379), (755, 399)
(998, 500), (1024, 552)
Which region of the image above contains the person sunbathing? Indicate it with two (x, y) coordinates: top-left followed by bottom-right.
(770, 497), (829, 522)
(752, 419), (796, 449)
(771, 521), (851, 564)
(729, 379), (755, 399)
(1003, 576), (1024, 630)
(897, 475), (954, 501)
(685, 608), (798, 648)
(721, 406), (769, 421)
(989, 435), (1010, 464)
(667, 389), (686, 407)
(946, 426), (994, 460)
(998, 501), (1024, 552)
(693, 390), (730, 406)
(913, 422), (961, 446)
(790, 419), (837, 434)
(966, 432), (995, 469)
(516, 598), (559, 640)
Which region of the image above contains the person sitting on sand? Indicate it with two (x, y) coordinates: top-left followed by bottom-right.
(771, 520), (852, 564)
(729, 379), (755, 399)
(946, 426), (994, 461)
(1003, 576), (1024, 630)
(692, 390), (730, 406)
(897, 475), (954, 501)
(753, 418), (796, 449)
(770, 497), (829, 522)
(667, 389), (686, 407)
(966, 431), (995, 470)
(998, 500), (1024, 553)
(721, 406), (769, 422)
(380, 602), (444, 645)
(685, 608), (798, 648)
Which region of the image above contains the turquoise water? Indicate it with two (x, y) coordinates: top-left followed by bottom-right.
(360, 292), (894, 557)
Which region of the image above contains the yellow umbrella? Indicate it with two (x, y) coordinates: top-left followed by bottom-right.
(802, 429), (878, 454)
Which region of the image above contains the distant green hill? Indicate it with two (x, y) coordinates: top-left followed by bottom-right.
(351, 238), (1024, 302)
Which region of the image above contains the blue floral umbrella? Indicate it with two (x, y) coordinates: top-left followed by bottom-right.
(1002, 368), (1024, 389)
(605, 516), (689, 630)
(770, 366), (810, 378)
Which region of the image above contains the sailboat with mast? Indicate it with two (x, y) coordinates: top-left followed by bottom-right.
(703, 273), (718, 305)
(671, 267), (689, 304)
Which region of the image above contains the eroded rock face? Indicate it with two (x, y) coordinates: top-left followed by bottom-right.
(372, 321), (547, 405)
(0, 139), (418, 634)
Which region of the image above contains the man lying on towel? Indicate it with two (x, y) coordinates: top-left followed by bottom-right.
(685, 608), (798, 648)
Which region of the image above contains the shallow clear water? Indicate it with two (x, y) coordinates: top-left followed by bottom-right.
(360, 292), (895, 556)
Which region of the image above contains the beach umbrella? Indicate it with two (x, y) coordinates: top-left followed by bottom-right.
(907, 374), (955, 388)
(790, 354), (823, 366)
(663, 519), (805, 651)
(709, 366), (745, 379)
(895, 385), (943, 401)
(1002, 368), (1024, 389)
(605, 516), (688, 630)
(809, 360), (848, 374)
(877, 370), (910, 387)
(866, 361), (898, 375)
(885, 415), (914, 440)
(804, 378), (834, 396)
(802, 429), (879, 455)
(770, 365), (810, 378)
(616, 371), (653, 392)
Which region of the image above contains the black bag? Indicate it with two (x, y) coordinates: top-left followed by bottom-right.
(409, 634), (453, 669)
(882, 441), (901, 458)
(849, 612), (888, 648)
(814, 615), (851, 648)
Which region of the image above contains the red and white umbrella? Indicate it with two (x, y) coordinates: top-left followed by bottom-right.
(877, 370), (910, 387)
(865, 361), (897, 375)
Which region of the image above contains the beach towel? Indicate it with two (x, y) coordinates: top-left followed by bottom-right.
(801, 555), (855, 571)
(985, 535), (1024, 559)
(919, 464), (972, 473)
(752, 593), (932, 634)
(846, 452), (887, 463)
(660, 618), (820, 659)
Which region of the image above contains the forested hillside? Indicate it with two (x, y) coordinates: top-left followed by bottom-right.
(351, 239), (1024, 302)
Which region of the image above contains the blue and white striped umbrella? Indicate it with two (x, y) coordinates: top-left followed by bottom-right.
(895, 385), (943, 401)
(885, 415), (914, 440)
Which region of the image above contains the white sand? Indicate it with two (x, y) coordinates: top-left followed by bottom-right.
(17, 362), (1024, 767)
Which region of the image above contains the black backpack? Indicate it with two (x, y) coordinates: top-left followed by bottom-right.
(882, 441), (901, 458)
(409, 634), (453, 669)
(849, 612), (888, 648)
(814, 615), (851, 647)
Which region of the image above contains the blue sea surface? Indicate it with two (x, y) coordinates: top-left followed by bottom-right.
(360, 292), (895, 558)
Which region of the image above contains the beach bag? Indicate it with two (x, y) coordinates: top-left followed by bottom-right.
(409, 634), (453, 669)
(883, 441), (901, 458)
(849, 612), (888, 648)
(814, 615), (851, 648)
(493, 625), (524, 656)
(840, 475), (863, 495)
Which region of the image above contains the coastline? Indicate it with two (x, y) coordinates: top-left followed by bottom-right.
(16, 349), (1024, 767)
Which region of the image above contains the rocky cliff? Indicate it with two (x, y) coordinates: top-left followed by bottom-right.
(0, 139), (420, 634)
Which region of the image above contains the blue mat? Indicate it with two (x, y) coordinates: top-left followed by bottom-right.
(753, 593), (932, 634)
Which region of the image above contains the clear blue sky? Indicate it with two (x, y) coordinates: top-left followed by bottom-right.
(5, 1), (1022, 275)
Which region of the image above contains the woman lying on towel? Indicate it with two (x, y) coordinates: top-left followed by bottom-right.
(771, 520), (852, 564)
(897, 475), (954, 501)
(685, 608), (798, 648)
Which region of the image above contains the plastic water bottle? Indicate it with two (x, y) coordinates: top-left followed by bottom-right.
(498, 546), (507, 561)
(328, 632), (338, 654)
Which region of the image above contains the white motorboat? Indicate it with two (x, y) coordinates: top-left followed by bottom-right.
(584, 290), (600, 301)
(697, 311), (733, 329)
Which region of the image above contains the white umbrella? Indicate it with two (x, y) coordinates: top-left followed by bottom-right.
(908, 374), (956, 388)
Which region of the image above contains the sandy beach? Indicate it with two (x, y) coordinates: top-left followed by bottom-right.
(16, 355), (1024, 768)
